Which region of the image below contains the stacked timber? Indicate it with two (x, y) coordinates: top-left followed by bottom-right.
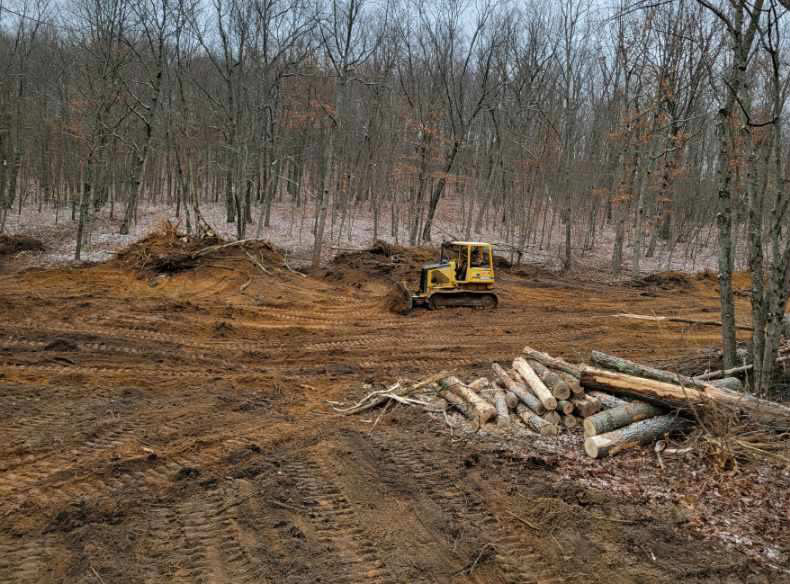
(376, 345), (790, 461)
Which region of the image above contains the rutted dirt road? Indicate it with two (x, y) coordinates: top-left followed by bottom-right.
(0, 239), (779, 583)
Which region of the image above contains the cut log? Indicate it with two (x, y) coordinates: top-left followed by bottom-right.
(586, 390), (629, 410)
(708, 377), (743, 391)
(580, 366), (790, 420)
(583, 401), (666, 437)
(512, 358), (558, 411)
(557, 400), (575, 415)
(542, 411), (562, 426)
(527, 359), (572, 400)
(491, 363), (546, 414)
(517, 404), (559, 436)
(563, 415), (579, 430)
(612, 313), (753, 331)
(439, 376), (497, 425)
(590, 350), (706, 389)
(503, 389), (519, 410)
(584, 415), (690, 459)
(438, 389), (471, 418)
(694, 363), (753, 381)
(479, 388), (497, 407)
(522, 346), (581, 378)
(572, 396), (601, 418)
(468, 377), (489, 391)
(557, 372), (585, 397)
(493, 387), (511, 427)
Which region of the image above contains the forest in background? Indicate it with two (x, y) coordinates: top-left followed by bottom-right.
(3, 0), (790, 389)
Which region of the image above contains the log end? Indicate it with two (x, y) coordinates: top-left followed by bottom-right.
(584, 435), (607, 459)
(541, 424), (560, 437)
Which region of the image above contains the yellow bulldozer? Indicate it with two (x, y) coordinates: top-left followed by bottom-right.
(402, 241), (498, 311)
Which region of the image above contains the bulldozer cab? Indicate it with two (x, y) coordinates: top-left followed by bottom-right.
(441, 242), (494, 283)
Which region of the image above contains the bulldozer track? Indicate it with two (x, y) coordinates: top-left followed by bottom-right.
(167, 485), (269, 584)
(283, 455), (397, 584)
(367, 431), (565, 584)
(0, 536), (53, 584)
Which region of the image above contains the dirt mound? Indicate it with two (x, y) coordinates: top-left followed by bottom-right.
(0, 234), (45, 256)
(115, 222), (286, 275)
(633, 271), (693, 290)
(321, 240), (435, 286)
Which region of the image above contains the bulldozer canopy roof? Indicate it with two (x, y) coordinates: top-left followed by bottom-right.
(445, 241), (491, 247)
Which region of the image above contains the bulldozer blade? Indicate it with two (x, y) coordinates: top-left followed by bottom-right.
(390, 280), (414, 314)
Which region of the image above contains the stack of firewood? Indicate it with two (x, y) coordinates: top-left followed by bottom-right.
(428, 345), (790, 459)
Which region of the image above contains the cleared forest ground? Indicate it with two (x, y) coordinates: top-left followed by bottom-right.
(0, 235), (786, 583)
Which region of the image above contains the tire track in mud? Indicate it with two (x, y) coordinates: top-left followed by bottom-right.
(0, 418), (136, 502)
(157, 485), (269, 584)
(0, 535), (53, 584)
(282, 455), (397, 584)
(366, 430), (565, 584)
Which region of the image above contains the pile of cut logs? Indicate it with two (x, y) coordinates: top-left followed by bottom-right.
(432, 345), (790, 459)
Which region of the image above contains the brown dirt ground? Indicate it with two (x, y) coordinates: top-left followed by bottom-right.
(0, 235), (784, 583)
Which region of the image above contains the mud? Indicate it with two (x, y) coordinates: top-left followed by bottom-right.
(0, 236), (784, 583)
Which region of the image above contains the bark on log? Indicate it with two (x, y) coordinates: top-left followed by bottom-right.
(479, 388), (497, 407)
(468, 377), (489, 391)
(708, 377), (743, 391)
(584, 415), (690, 459)
(542, 411), (562, 426)
(522, 346), (581, 378)
(580, 366), (790, 420)
(503, 389), (519, 410)
(438, 389), (471, 418)
(492, 363), (545, 414)
(612, 313), (753, 331)
(563, 415), (579, 430)
(439, 376), (497, 424)
(572, 396), (601, 418)
(586, 390), (629, 410)
(557, 400), (575, 415)
(557, 372), (585, 397)
(493, 387), (511, 427)
(695, 364), (753, 381)
(512, 358), (558, 411)
(517, 404), (559, 436)
(527, 359), (572, 400)
(583, 401), (666, 437)
(590, 350), (705, 388)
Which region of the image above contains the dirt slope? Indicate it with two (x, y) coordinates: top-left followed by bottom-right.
(0, 240), (780, 583)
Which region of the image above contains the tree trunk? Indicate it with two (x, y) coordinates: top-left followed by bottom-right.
(512, 358), (558, 411)
(516, 404), (559, 436)
(542, 411), (561, 426)
(526, 359), (571, 400)
(421, 140), (460, 242)
(583, 401), (666, 437)
(522, 346), (581, 378)
(584, 415), (690, 459)
(586, 390), (629, 410)
(493, 387), (511, 427)
(491, 363), (545, 415)
(571, 396), (601, 418)
(580, 366), (790, 420)
(557, 400), (575, 415)
(439, 376), (496, 425)
(590, 350), (708, 389)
